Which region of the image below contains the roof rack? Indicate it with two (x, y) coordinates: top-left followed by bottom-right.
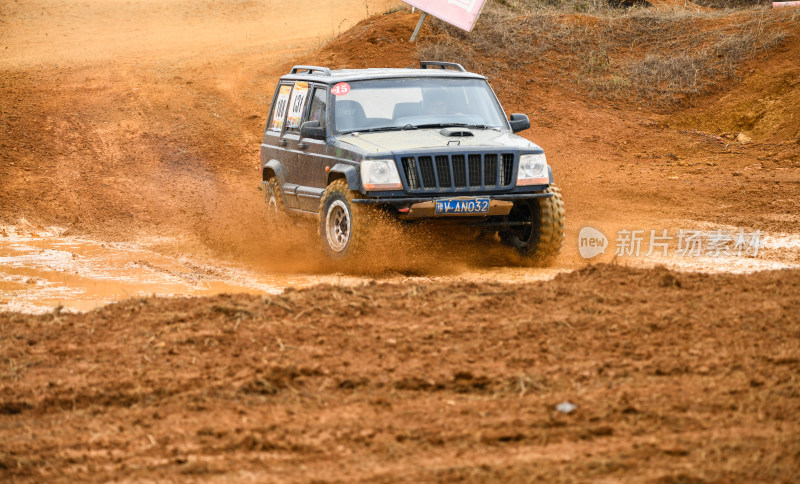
(289, 65), (331, 76)
(419, 61), (466, 72)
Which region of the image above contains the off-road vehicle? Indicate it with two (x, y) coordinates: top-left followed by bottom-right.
(260, 61), (565, 262)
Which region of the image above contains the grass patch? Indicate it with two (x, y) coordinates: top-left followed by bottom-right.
(693, 0), (770, 8)
(418, 2), (797, 108)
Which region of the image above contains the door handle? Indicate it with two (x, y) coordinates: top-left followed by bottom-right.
(298, 141), (308, 150)
(279, 139), (287, 146)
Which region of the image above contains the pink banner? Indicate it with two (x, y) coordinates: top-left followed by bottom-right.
(404, 0), (488, 32)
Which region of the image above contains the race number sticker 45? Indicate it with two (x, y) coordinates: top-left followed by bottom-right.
(286, 81), (309, 129)
(270, 85), (292, 131)
(331, 82), (350, 96)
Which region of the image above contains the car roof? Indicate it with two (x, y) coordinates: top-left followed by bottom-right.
(279, 67), (487, 84)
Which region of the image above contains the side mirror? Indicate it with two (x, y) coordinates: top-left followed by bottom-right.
(508, 113), (530, 133)
(300, 120), (326, 140)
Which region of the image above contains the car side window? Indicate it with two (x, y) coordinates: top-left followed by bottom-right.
(285, 81), (310, 133)
(307, 87), (327, 129)
(268, 83), (292, 132)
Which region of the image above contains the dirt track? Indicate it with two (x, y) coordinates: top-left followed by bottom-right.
(2, 1), (800, 482)
(3, 265), (799, 482)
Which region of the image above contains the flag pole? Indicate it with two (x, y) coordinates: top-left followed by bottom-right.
(410, 12), (427, 42)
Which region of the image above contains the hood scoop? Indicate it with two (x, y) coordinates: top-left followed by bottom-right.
(440, 127), (474, 137)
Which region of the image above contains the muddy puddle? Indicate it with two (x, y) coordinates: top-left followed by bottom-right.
(0, 227), (288, 314)
(2, 222), (798, 315)
(0, 225), (567, 314)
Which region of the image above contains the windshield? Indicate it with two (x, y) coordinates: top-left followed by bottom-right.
(332, 78), (508, 134)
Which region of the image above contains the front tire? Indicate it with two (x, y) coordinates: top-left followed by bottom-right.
(318, 179), (365, 259)
(500, 185), (565, 263)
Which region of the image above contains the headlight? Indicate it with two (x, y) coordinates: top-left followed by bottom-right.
(361, 159), (402, 191)
(516, 153), (549, 186)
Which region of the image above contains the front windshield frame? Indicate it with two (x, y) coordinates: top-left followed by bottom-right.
(331, 77), (510, 135)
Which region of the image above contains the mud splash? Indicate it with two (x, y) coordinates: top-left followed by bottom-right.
(0, 224), (571, 314)
(4, 219), (799, 314)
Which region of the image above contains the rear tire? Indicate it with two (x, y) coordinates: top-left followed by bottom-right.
(318, 179), (365, 259)
(500, 185), (565, 264)
(264, 177), (288, 229)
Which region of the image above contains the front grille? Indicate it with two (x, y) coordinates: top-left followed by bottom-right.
(401, 153), (515, 191)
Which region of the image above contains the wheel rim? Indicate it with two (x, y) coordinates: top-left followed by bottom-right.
(325, 200), (351, 253)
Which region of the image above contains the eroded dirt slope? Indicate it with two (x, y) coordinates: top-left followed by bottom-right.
(2, 264), (799, 482)
(0, 0), (399, 267)
(678, 31), (800, 143)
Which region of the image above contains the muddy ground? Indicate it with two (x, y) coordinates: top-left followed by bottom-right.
(2, 264), (800, 483)
(1, 0), (800, 482)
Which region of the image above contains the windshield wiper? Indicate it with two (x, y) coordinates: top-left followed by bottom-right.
(413, 123), (490, 130)
(341, 124), (417, 135)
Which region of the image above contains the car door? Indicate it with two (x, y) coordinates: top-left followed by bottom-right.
(282, 80), (315, 211)
(284, 84), (331, 212)
(283, 81), (316, 211)
(296, 85), (331, 211)
(263, 81), (301, 209)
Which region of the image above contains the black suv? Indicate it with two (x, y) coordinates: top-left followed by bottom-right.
(260, 61), (564, 262)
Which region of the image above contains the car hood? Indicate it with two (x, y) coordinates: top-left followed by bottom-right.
(335, 128), (541, 154)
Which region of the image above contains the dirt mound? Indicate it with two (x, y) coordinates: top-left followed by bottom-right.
(677, 28), (800, 143)
(300, 11), (422, 69)
(2, 264), (799, 482)
(0, 64), (269, 255)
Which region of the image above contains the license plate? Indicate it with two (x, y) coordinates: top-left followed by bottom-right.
(435, 198), (490, 215)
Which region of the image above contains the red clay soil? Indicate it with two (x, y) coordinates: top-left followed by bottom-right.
(2, 264), (799, 483)
(1, 3), (800, 482)
(677, 31), (800, 144)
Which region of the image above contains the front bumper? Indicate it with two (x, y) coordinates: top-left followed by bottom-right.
(351, 191), (553, 206)
(352, 191), (553, 221)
